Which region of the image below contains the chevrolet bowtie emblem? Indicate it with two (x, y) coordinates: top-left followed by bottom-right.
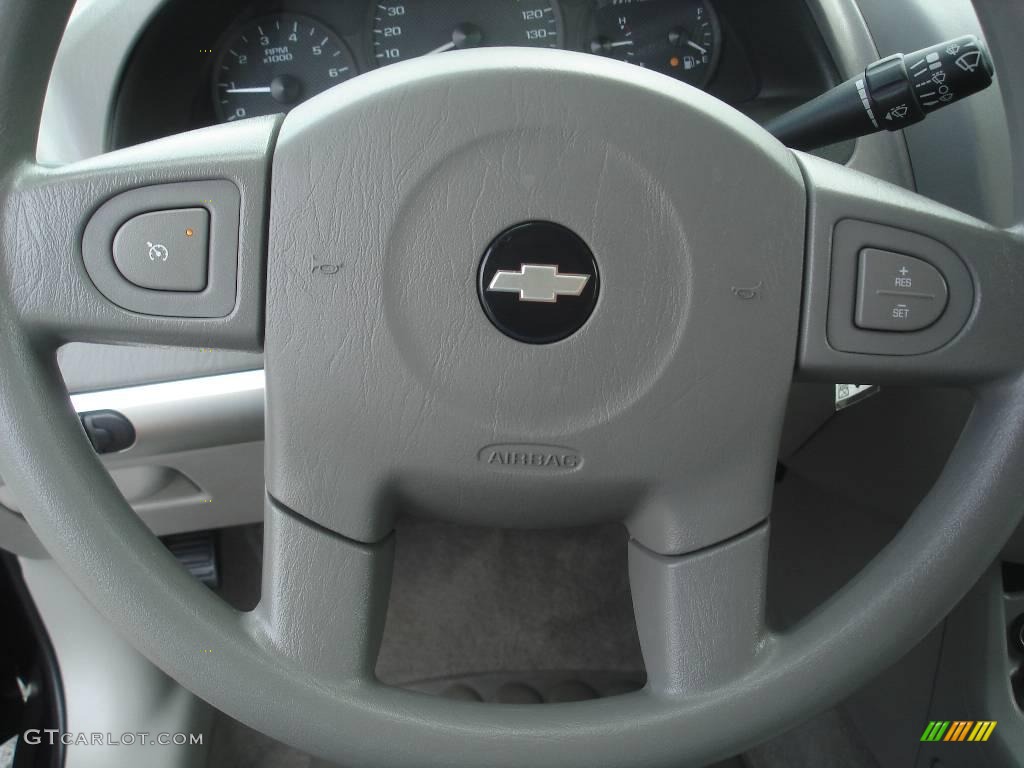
(487, 264), (591, 303)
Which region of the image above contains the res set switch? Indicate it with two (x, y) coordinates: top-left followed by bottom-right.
(855, 249), (949, 332)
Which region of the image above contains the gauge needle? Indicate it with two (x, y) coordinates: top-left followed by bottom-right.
(225, 86), (273, 93)
(426, 42), (456, 55)
(608, 40), (634, 48)
(687, 41), (708, 55)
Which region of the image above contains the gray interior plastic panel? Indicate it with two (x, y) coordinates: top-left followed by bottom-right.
(37, 0), (167, 166)
(67, 369), (265, 460)
(972, 4), (1024, 227)
(82, 180), (240, 317)
(0, 371), (266, 557)
(827, 220), (973, 354)
(20, 557), (214, 768)
(57, 343), (261, 393)
(1, 440), (265, 545)
(0, 508), (47, 558)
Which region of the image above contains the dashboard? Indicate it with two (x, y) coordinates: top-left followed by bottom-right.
(113, 0), (844, 150)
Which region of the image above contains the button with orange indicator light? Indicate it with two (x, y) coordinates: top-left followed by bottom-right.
(112, 208), (210, 292)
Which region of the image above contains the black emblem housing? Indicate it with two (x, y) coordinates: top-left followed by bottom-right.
(477, 221), (600, 344)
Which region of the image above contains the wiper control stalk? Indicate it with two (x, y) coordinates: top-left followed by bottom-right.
(766, 35), (994, 151)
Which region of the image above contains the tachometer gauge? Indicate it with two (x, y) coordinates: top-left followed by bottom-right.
(213, 13), (357, 123)
(588, 0), (720, 88)
(371, 0), (563, 66)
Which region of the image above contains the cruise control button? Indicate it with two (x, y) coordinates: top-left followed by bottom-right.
(855, 248), (948, 332)
(113, 208), (210, 292)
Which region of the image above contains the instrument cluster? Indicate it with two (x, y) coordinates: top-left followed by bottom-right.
(212, 0), (721, 122)
(113, 0), (842, 151)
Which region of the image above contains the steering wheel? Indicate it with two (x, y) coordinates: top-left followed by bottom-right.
(3, 1), (1024, 765)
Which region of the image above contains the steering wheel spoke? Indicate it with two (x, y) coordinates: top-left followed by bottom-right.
(630, 523), (769, 698)
(249, 496), (394, 682)
(796, 151), (1024, 386)
(2, 117), (278, 352)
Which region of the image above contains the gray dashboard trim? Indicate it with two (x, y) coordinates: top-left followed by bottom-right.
(69, 369), (265, 458)
(57, 343), (262, 393)
(37, 0), (165, 166)
(0, 370), (266, 558)
(20, 557), (215, 768)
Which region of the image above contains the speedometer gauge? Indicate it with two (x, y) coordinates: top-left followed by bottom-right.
(213, 13), (357, 123)
(371, 0), (563, 66)
(589, 0), (720, 88)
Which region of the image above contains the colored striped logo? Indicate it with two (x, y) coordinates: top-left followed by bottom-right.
(921, 721), (997, 742)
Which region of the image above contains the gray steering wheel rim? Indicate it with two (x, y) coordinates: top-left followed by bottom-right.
(2, 1), (1024, 766)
